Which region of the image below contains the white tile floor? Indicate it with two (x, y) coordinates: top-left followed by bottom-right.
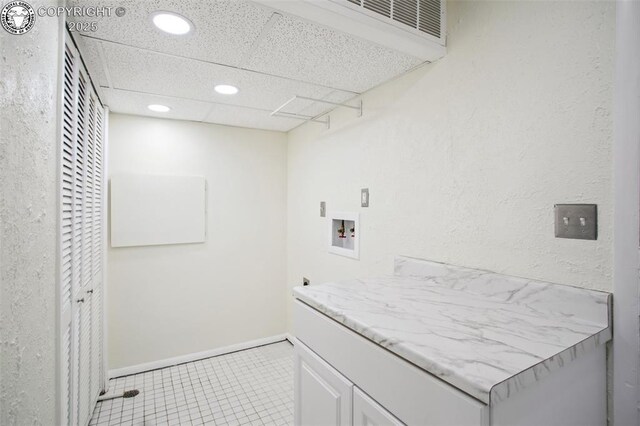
(90, 341), (294, 426)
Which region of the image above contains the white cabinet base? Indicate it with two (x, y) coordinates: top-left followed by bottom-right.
(294, 300), (488, 425)
(294, 338), (353, 426)
(293, 300), (607, 426)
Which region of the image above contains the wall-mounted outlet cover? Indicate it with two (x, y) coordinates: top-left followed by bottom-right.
(554, 204), (597, 240)
(303, 277), (310, 286)
(320, 201), (326, 217)
(361, 188), (369, 207)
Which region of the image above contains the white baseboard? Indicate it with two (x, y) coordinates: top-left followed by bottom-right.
(109, 334), (289, 379)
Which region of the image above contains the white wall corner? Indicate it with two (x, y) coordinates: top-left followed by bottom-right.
(108, 334), (289, 379)
(612, 0), (640, 424)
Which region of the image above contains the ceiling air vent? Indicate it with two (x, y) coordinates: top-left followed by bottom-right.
(255, 0), (446, 61)
(363, 0), (391, 18)
(418, 0), (441, 38)
(333, 0), (441, 38)
(392, 0), (417, 29)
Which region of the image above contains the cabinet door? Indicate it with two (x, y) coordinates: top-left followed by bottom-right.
(294, 339), (353, 426)
(353, 387), (404, 426)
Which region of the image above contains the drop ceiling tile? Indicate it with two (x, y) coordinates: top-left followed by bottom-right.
(292, 91), (359, 118)
(69, 0), (422, 130)
(82, 37), (356, 112)
(102, 88), (299, 131)
(102, 88), (212, 122)
(203, 104), (302, 132)
(68, 0), (274, 67)
(244, 13), (423, 92)
(72, 35), (109, 89)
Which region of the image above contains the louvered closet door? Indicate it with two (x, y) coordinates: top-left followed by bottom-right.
(60, 39), (78, 426)
(76, 65), (93, 426)
(60, 31), (106, 426)
(90, 94), (105, 405)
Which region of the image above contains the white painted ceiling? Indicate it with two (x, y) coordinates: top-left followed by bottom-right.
(69, 0), (424, 132)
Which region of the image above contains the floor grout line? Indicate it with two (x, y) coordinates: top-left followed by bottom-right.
(89, 341), (294, 426)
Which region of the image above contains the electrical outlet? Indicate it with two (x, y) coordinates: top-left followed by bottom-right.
(554, 204), (597, 240)
(303, 277), (310, 286)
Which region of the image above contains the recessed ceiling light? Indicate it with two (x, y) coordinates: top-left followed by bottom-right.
(151, 11), (193, 35)
(214, 84), (239, 95)
(148, 104), (171, 112)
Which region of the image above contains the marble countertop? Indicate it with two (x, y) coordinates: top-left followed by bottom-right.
(293, 256), (611, 404)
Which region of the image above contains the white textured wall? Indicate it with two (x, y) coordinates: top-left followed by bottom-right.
(107, 114), (288, 369)
(287, 1), (615, 328)
(0, 10), (60, 426)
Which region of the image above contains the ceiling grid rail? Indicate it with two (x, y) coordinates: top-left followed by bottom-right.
(271, 95), (363, 129)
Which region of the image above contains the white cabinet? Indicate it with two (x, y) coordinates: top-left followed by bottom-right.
(294, 339), (353, 426)
(293, 300), (606, 426)
(353, 388), (403, 426)
(294, 301), (488, 426)
(294, 339), (404, 426)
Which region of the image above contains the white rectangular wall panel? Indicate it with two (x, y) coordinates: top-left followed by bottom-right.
(110, 174), (206, 248)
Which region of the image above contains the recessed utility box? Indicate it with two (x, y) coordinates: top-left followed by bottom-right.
(328, 211), (359, 259)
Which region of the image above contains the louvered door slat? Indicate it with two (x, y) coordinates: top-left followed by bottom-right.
(60, 41), (77, 426)
(77, 71), (90, 291)
(85, 94), (95, 283)
(72, 70), (85, 329)
(89, 93), (102, 402)
(93, 106), (103, 275)
(61, 43), (75, 315)
(76, 67), (93, 426)
(92, 102), (103, 401)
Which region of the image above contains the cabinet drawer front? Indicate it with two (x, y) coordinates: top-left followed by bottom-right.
(294, 300), (488, 426)
(295, 339), (353, 426)
(354, 387), (404, 426)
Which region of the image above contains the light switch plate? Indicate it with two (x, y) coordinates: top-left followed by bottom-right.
(554, 204), (597, 240)
(320, 202), (326, 217)
(361, 188), (369, 207)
